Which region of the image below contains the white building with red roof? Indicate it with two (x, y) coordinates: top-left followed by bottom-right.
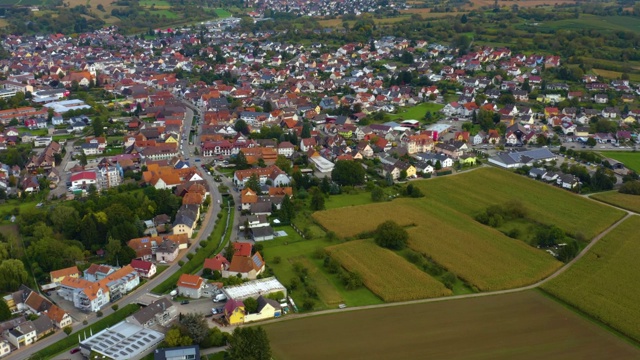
(70, 170), (97, 189)
(130, 259), (157, 278)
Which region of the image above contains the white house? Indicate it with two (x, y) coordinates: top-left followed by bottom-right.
(6, 322), (37, 349)
(70, 171), (97, 189)
(277, 141), (295, 158)
(176, 274), (205, 299)
(0, 340), (11, 357)
(233, 165), (290, 189)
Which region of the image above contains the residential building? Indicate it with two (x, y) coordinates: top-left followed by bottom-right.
(6, 321), (36, 349)
(153, 345), (200, 360)
(128, 297), (177, 328)
(156, 239), (179, 263)
(176, 274), (205, 299)
(130, 259), (157, 278)
(223, 299), (245, 325)
(244, 295), (282, 323)
(0, 340), (11, 358)
(50, 266), (81, 284)
(84, 264), (115, 282)
(233, 165), (290, 188)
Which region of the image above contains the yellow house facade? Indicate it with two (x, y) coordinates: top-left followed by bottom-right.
(459, 155), (477, 166)
(225, 300), (245, 325)
(50, 266), (81, 284)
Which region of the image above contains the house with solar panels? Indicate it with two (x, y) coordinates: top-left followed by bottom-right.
(222, 243), (266, 280)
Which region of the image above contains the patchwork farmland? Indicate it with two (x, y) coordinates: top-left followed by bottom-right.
(265, 291), (640, 360)
(542, 216), (640, 343)
(326, 240), (451, 301)
(315, 198), (561, 292)
(415, 167), (625, 239)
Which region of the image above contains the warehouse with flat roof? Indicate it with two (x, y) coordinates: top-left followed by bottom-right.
(79, 320), (164, 360)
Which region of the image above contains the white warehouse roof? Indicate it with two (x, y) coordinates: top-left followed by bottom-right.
(79, 320), (164, 360)
(223, 277), (287, 300)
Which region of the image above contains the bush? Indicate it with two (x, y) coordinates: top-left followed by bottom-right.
(272, 256), (281, 264)
(178, 260), (185, 267)
(111, 304), (118, 312)
(63, 326), (72, 335)
(82, 320), (88, 325)
(200, 240), (208, 248)
(619, 180), (640, 195)
(187, 253), (194, 260)
(442, 272), (457, 290)
(302, 298), (315, 311)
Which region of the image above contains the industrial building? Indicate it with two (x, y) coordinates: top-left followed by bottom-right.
(79, 321), (164, 360)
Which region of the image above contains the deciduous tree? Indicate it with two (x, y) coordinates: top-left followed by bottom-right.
(374, 220), (408, 250)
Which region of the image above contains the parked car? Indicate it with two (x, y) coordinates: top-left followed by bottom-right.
(181, 300), (190, 305)
(70, 348), (81, 354)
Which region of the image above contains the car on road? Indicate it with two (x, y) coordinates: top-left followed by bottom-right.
(70, 348), (81, 354)
(181, 300), (190, 305)
(195, 158), (201, 162)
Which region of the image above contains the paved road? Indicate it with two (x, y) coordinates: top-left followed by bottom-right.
(14, 104), (225, 360)
(48, 141), (75, 200)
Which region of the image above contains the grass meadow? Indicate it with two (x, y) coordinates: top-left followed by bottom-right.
(542, 216), (640, 343)
(387, 102), (445, 121)
(601, 151), (640, 172)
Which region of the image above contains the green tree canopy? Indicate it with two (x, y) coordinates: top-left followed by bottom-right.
(374, 220), (409, 250)
(331, 161), (365, 186)
(227, 327), (272, 360)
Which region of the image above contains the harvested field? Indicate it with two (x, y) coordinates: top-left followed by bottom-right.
(326, 240), (451, 301)
(542, 216), (640, 343)
(591, 191), (640, 213)
(415, 167), (625, 239)
(265, 291), (640, 360)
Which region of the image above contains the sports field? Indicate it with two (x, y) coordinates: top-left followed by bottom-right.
(415, 167), (625, 239)
(591, 191), (640, 213)
(542, 216), (640, 343)
(601, 151), (640, 172)
(265, 291), (640, 360)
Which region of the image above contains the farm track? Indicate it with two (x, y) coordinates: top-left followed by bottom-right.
(255, 199), (635, 326)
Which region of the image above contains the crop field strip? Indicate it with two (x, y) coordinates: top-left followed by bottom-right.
(404, 200), (563, 291)
(265, 291), (640, 360)
(315, 198), (562, 292)
(590, 191), (640, 213)
(326, 240), (451, 301)
(415, 167), (625, 239)
(541, 215), (640, 343)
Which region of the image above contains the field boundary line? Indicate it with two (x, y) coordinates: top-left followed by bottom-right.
(253, 213), (635, 327)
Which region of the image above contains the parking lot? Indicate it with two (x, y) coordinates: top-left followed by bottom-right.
(172, 297), (228, 328)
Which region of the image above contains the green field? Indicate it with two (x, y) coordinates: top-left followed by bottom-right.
(149, 9), (179, 18)
(214, 8), (231, 18)
(324, 192), (374, 210)
(415, 167), (625, 239)
(591, 191), (640, 213)
(539, 15), (640, 33)
(265, 291), (640, 360)
(600, 152), (640, 173)
(542, 216), (640, 343)
(262, 229), (382, 309)
(315, 198), (562, 292)
(387, 102), (445, 121)
(139, 0), (171, 7)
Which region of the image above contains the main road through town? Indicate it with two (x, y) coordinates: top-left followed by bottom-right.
(14, 104), (226, 360)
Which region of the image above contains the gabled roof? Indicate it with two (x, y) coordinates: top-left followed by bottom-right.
(130, 259), (154, 272)
(177, 274), (203, 289)
(50, 266), (80, 280)
(233, 242), (252, 257)
(203, 254), (229, 272)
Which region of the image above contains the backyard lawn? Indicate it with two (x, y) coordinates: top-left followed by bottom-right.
(387, 103), (444, 121)
(262, 227), (382, 309)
